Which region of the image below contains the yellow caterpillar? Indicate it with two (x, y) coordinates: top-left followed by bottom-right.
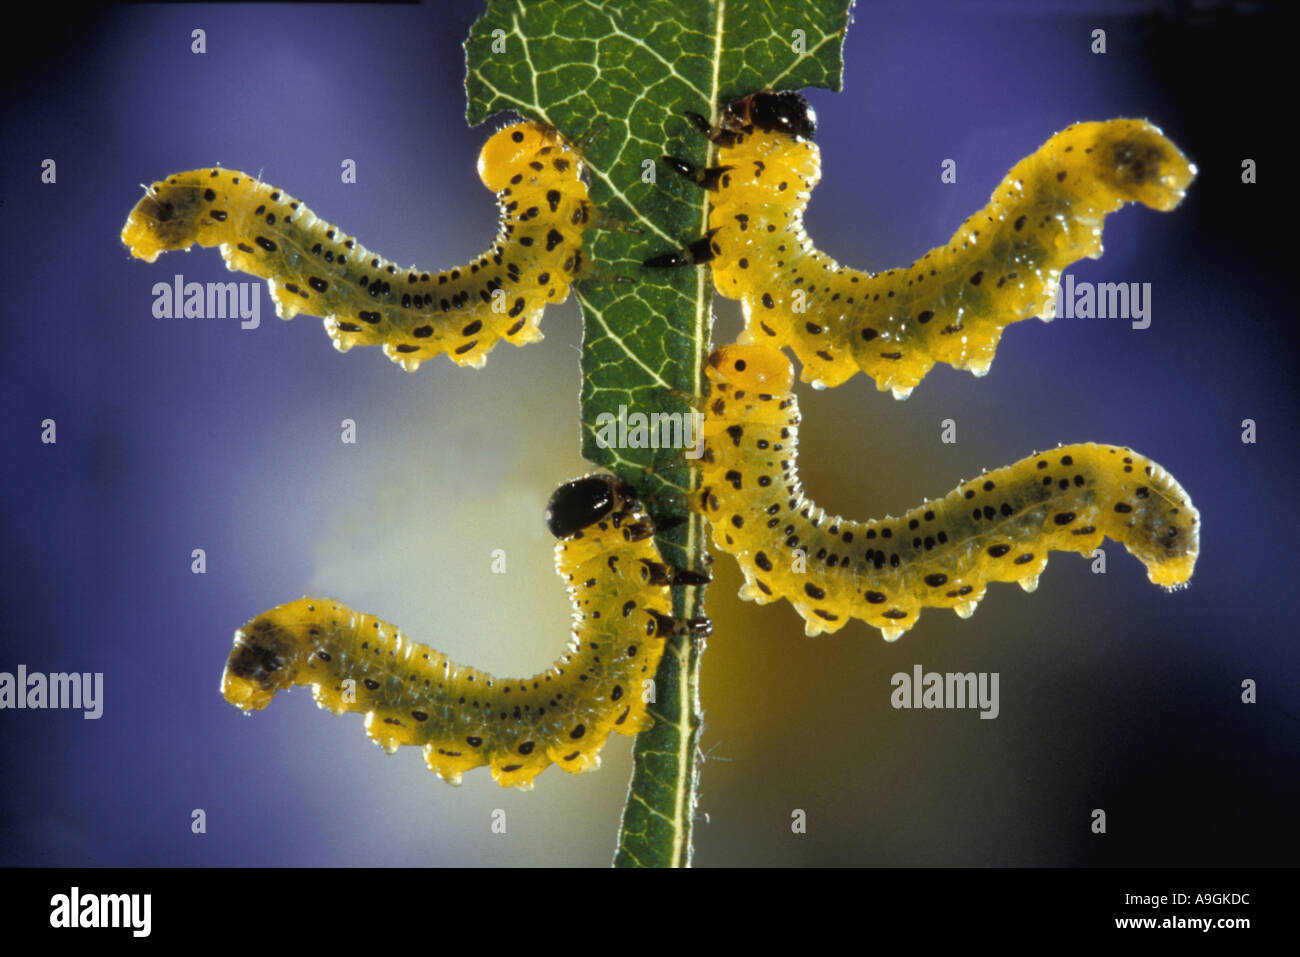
(122, 122), (589, 372)
(221, 475), (709, 789)
(696, 345), (1199, 640)
(648, 92), (1196, 396)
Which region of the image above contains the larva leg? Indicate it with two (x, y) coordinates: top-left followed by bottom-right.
(220, 475), (706, 790)
(660, 156), (734, 191)
(667, 568), (712, 586)
(683, 111), (714, 138)
(121, 122), (591, 372)
(644, 230), (718, 269)
(696, 345), (1199, 640)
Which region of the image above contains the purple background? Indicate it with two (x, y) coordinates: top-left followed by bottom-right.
(1, 0), (1295, 867)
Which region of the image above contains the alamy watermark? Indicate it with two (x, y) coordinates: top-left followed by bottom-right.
(50, 887), (150, 937)
(593, 405), (704, 459)
(152, 273), (261, 329)
(891, 663), (999, 719)
(0, 665), (103, 719)
(1055, 273), (1151, 329)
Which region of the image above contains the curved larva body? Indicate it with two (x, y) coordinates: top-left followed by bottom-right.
(703, 101), (1195, 395)
(221, 477), (682, 790)
(697, 345), (1199, 640)
(121, 122), (589, 372)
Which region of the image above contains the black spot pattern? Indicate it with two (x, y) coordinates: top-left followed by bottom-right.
(121, 121), (592, 374)
(697, 345), (1200, 640)
(218, 474), (704, 789)
(667, 108), (1193, 397)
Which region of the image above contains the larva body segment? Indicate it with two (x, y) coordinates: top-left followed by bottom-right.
(697, 345), (1199, 640)
(221, 475), (698, 790)
(694, 94), (1196, 395)
(121, 122), (589, 372)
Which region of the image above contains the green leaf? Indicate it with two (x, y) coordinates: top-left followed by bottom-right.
(466, 0), (851, 867)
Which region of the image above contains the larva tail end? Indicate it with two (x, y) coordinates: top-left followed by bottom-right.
(1149, 555), (1196, 590)
(220, 671), (275, 712)
(121, 173), (216, 261)
(1083, 119), (1197, 212)
(1140, 519), (1198, 590)
(220, 616), (307, 712)
(1114, 459), (1200, 589)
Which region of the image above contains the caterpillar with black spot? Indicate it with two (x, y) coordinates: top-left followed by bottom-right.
(121, 121), (589, 372)
(221, 475), (709, 789)
(696, 345), (1199, 640)
(648, 92), (1196, 397)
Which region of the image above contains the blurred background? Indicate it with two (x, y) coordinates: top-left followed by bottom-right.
(1, 0), (1294, 867)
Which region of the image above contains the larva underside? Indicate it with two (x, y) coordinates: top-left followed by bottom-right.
(666, 94), (1196, 396)
(221, 476), (704, 790)
(121, 122), (589, 372)
(697, 345), (1199, 640)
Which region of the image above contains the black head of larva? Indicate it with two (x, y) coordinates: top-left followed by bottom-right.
(728, 91), (817, 141)
(546, 474), (635, 539)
